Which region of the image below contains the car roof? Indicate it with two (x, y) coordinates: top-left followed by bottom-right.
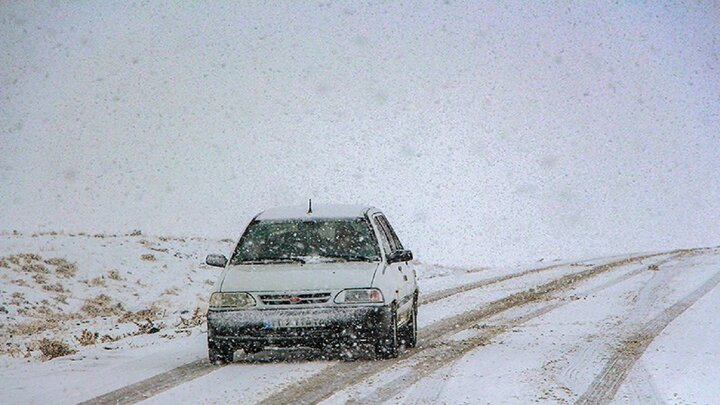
(255, 204), (377, 221)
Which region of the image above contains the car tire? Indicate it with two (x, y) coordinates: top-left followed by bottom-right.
(400, 301), (418, 349)
(375, 305), (399, 359)
(208, 340), (234, 364)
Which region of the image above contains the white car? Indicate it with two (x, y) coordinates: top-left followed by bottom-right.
(205, 204), (418, 363)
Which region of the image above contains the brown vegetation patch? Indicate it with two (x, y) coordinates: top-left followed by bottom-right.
(10, 292), (25, 306)
(11, 278), (30, 287)
(14, 300), (66, 320)
(84, 276), (106, 287)
(140, 253), (156, 261)
(55, 262), (78, 278)
(0, 258), (9, 268)
(107, 269), (123, 280)
(1, 344), (27, 358)
(119, 306), (163, 324)
(80, 294), (125, 317)
(33, 300), (57, 316)
(162, 287), (178, 296)
(175, 307), (204, 330)
(42, 282), (66, 293)
(54, 294), (69, 304)
(100, 334), (121, 343)
(32, 273), (47, 284)
(37, 338), (76, 360)
(21, 263), (49, 274)
(17, 253), (42, 263)
(10, 318), (61, 336)
(44, 257), (69, 266)
(133, 319), (164, 335)
(76, 329), (98, 346)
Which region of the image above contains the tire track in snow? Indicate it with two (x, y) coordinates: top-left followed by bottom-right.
(575, 267), (720, 405)
(77, 359), (220, 405)
(351, 254), (685, 404)
(418, 262), (569, 306)
(405, 254), (679, 405)
(77, 261), (574, 405)
(620, 364), (665, 405)
(552, 254), (684, 397)
(262, 252), (681, 405)
(353, 304), (564, 405)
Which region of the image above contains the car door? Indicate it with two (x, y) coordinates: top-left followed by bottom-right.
(374, 214), (415, 317)
(371, 213), (403, 306)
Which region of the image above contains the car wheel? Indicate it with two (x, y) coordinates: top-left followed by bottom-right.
(401, 301), (418, 349)
(375, 305), (399, 359)
(208, 340), (234, 364)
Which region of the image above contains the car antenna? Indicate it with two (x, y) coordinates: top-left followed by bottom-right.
(307, 199), (312, 214)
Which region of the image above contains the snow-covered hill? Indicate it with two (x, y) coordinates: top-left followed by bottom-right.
(0, 232), (233, 359)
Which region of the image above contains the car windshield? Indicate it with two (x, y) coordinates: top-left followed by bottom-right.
(230, 218), (381, 264)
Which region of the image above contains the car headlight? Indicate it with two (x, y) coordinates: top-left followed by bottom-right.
(209, 292), (256, 309)
(334, 288), (384, 304)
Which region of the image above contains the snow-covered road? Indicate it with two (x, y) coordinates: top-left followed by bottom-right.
(2, 235), (718, 404)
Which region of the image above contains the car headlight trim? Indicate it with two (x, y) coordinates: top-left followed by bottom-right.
(209, 292), (256, 309)
(334, 288), (384, 304)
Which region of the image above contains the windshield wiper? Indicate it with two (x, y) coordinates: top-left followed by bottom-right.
(234, 255), (377, 265)
(322, 255), (378, 262)
(237, 257), (306, 264)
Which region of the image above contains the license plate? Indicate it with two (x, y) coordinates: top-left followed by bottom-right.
(267, 318), (325, 328)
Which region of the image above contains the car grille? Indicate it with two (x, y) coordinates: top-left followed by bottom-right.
(258, 292), (332, 306)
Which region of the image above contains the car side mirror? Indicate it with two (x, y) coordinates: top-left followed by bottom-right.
(206, 254), (228, 268)
(387, 249), (413, 264)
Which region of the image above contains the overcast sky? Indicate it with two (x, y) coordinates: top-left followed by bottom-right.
(1, 1), (719, 265)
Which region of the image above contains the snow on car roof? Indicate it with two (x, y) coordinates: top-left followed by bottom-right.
(255, 204), (375, 220)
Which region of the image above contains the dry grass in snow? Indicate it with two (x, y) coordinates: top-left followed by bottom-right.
(0, 232), (233, 360)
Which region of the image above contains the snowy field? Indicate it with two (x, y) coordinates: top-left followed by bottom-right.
(1, 233), (718, 404)
(2, 1), (719, 404)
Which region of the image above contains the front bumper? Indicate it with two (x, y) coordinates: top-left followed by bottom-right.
(207, 305), (392, 347)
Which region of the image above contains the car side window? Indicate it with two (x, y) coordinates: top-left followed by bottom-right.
(376, 214), (403, 252)
(373, 215), (393, 255)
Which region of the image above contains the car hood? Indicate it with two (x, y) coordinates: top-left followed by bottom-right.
(219, 262), (381, 292)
